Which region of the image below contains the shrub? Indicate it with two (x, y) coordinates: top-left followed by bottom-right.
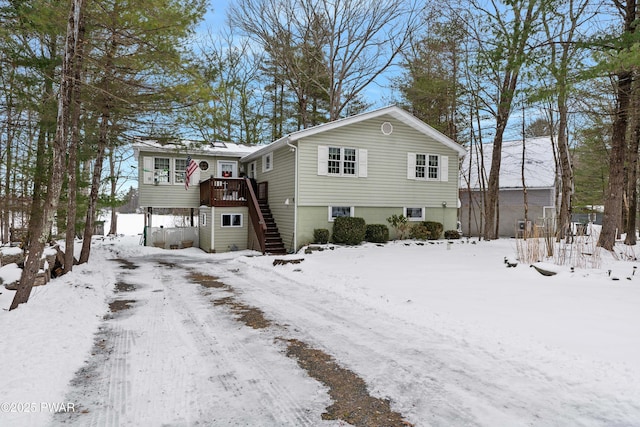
(365, 224), (389, 243)
(332, 216), (366, 245)
(409, 223), (431, 240)
(444, 229), (461, 239)
(313, 228), (330, 244)
(386, 214), (409, 239)
(423, 221), (443, 240)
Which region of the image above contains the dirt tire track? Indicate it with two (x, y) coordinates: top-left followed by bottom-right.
(53, 257), (329, 426)
(221, 258), (640, 426)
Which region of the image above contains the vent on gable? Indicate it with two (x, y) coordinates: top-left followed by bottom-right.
(381, 122), (393, 135)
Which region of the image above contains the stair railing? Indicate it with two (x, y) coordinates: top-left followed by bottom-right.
(245, 178), (267, 253)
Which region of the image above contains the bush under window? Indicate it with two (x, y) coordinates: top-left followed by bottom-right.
(365, 224), (389, 243)
(332, 216), (366, 245)
(313, 228), (330, 244)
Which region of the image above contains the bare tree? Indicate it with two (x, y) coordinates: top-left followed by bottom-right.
(229, 0), (424, 123)
(597, 0), (638, 250)
(539, 0), (595, 242)
(11, 0), (85, 310)
(465, 0), (546, 240)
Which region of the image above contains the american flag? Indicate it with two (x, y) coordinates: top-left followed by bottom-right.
(185, 156), (198, 190)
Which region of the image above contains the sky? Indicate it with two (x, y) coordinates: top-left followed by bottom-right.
(1, 214), (639, 425)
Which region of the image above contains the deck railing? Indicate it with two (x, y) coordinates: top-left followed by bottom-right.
(199, 178), (248, 207)
(199, 177), (268, 253)
(245, 178), (267, 253)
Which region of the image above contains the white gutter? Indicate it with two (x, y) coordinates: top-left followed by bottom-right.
(286, 137), (298, 252)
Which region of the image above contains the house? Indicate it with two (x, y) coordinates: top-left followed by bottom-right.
(132, 140), (259, 251)
(134, 105), (466, 253)
(459, 136), (558, 238)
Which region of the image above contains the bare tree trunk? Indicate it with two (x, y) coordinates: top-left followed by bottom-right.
(624, 81), (640, 245)
(11, 0), (85, 310)
(64, 9), (86, 273)
(521, 135), (529, 238)
(556, 100), (573, 241)
(109, 149), (118, 235)
(599, 71), (633, 250)
(484, 112), (509, 240)
(78, 114), (108, 264)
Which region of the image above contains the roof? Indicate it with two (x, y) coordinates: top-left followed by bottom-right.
(132, 139), (260, 160)
(461, 137), (557, 190)
(241, 105), (466, 162)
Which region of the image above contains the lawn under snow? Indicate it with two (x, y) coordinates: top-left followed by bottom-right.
(1, 213), (639, 426)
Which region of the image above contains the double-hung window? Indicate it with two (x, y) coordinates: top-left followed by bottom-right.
(415, 154), (426, 178)
(318, 146), (367, 177)
(327, 147), (356, 176)
(154, 158), (170, 184)
(174, 158), (187, 184)
(428, 155), (439, 179)
(407, 153), (448, 182)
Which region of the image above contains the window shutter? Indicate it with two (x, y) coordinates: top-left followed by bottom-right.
(407, 153), (416, 179)
(318, 146), (328, 176)
(358, 149), (367, 177)
(262, 155), (266, 172)
(440, 155), (449, 182)
(143, 157), (154, 184)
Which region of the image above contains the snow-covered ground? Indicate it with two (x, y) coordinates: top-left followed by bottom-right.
(1, 213), (640, 426)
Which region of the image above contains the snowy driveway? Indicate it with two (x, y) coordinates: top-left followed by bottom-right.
(46, 243), (640, 427)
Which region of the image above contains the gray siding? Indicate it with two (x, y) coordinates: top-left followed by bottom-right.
(297, 206), (459, 245)
(296, 115), (460, 208)
(245, 145), (296, 252)
(198, 207), (213, 252)
(138, 151), (240, 208)
(212, 206), (249, 253)
(460, 188), (556, 237)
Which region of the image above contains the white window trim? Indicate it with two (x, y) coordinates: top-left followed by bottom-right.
(144, 156), (202, 186)
(153, 157), (171, 185)
(200, 213), (207, 227)
(407, 153), (448, 182)
(403, 207), (425, 221)
(249, 161), (257, 178)
(217, 160), (237, 178)
(328, 206), (355, 222)
(318, 146), (367, 178)
(262, 153), (273, 172)
(174, 158), (187, 185)
(221, 213), (243, 228)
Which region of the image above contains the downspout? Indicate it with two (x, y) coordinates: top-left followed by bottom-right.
(286, 137), (298, 252)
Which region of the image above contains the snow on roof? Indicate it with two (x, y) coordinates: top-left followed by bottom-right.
(461, 136), (557, 190)
(132, 139), (261, 160)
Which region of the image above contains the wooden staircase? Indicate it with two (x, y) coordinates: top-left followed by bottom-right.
(259, 200), (287, 255)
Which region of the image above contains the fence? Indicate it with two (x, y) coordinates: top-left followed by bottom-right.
(145, 226), (199, 249)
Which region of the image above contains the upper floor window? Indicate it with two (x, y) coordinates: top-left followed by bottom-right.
(218, 161), (236, 178)
(428, 155), (439, 179)
(143, 156), (200, 186)
(262, 153), (273, 172)
(318, 146), (367, 178)
(407, 153), (448, 182)
(327, 147), (357, 176)
(174, 158), (187, 184)
(154, 158), (170, 184)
